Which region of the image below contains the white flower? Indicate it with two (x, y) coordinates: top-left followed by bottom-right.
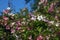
(28, 35), (32, 40)
(37, 15), (44, 21)
(21, 21), (26, 25)
(46, 36), (50, 40)
(7, 7), (11, 10)
(38, 2), (43, 5)
(49, 21), (54, 24)
(55, 23), (59, 26)
(56, 10), (59, 13)
(27, 19), (30, 22)
(11, 22), (15, 26)
(15, 34), (18, 38)
(23, 18), (26, 20)
(8, 13), (15, 16)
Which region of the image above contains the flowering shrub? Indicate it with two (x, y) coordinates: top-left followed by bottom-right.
(0, 0), (60, 40)
(0, 10), (60, 40)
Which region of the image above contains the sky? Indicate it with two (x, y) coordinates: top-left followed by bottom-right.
(0, 0), (31, 12)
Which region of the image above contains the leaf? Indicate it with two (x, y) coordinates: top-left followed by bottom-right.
(37, 27), (42, 33)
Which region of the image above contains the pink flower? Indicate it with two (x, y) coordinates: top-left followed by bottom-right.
(3, 16), (9, 21)
(6, 25), (10, 30)
(11, 29), (15, 33)
(31, 16), (36, 21)
(3, 9), (9, 14)
(40, 0), (47, 5)
(37, 35), (43, 40)
(16, 27), (21, 30)
(16, 21), (21, 26)
(55, 16), (58, 19)
(28, 35), (32, 40)
(30, 14), (36, 21)
(44, 0), (47, 5)
(48, 3), (54, 13)
(40, 0), (45, 3)
(27, 27), (32, 30)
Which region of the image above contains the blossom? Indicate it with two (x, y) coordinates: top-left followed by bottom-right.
(29, 13), (35, 17)
(14, 34), (18, 38)
(16, 27), (21, 30)
(38, 2), (43, 5)
(48, 3), (54, 13)
(43, 19), (49, 22)
(30, 14), (36, 21)
(20, 29), (25, 32)
(3, 10), (9, 14)
(8, 13), (15, 16)
(3, 16), (9, 20)
(4, 21), (7, 26)
(44, 0), (47, 5)
(11, 22), (15, 25)
(16, 21), (21, 26)
(6, 25), (10, 30)
(40, 0), (45, 3)
(37, 35), (43, 40)
(39, 0), (47, 5)
(21, 21), (26, 25)
(31, 16), (36, 21)
(7, 7), (11, 10)
(48, 21), (54, 24)
(55, 16), (58, 19)
(37, 15), (44, 21)
(55, 23), (59, 27)
(46, 36), (50, 40)
(56, 10), (59, 13)
(27, 19), (30, 22)
(11, 22), (15, 27)
(23, 18), (26, 20)
(28, 35), (32, 40)
(11, 29), (15, 33)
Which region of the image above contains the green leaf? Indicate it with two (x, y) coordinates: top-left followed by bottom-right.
(37, 27), (42, 33)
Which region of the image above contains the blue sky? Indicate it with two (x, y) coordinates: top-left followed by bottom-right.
(0, 0), (31, 12)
